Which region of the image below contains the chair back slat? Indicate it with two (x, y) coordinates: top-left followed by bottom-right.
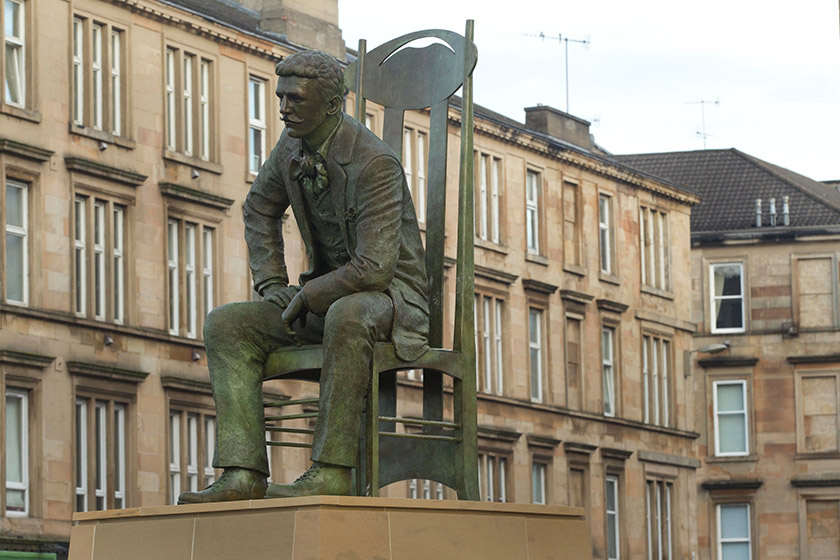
(381, 107), (405, 161)
(425, 98), (449, 347)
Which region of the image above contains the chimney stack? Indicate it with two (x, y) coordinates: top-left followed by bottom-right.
(524, 105), (592, 150)
(259, 0), (345, 59)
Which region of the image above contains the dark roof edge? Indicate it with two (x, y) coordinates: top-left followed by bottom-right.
(692, 224), (840, 243)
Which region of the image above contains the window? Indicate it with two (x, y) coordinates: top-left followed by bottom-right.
(5, 388), (28, 516)
(563, 180), (581, 267)
(71, 16), (125, 135)
(3, 0), (25, 107)
(476, 152), (502, 243)
(531, 462), (547, 504)
(713, 380), (749, 456)
(169, 409), (216, 504)
(165, 46), (213, 161)
(717, 503), (750, 560)
(710, 263), (745, 333)
(599, 193), (616, 274)
(402, 127), (427, 223)
(646, 479), (673, 560)
(75, 397), (126, 511)
(167, 219), (215, 338)
(248, 76), (267, 174)
(478, 453), (508, 502)
(529, 308), (544, 402)
(640, 206), (669, 291)
(525, 170), (541, 254)
(4, 179), (27, 304)
(602, 326), (616, 417)
(475, 293), (504, 395)
(642, 334), (671, 427)
(73, 195), (125, 323)
(606, 476), (620, 560)
(408, 479), (444, 500)
(805, 499), (840, 558)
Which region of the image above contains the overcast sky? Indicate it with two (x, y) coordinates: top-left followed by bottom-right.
(337, 0), (840, 181)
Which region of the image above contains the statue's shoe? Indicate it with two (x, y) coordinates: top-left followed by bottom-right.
(266, 462), (352, 498)
(178, 468), (267, 504)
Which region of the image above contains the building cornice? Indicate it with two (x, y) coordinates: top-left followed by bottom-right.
(787, 354), (840, 365)
(474, 264), (518, 285)
(0, 138), (54, 162)
(0, 349), (55, 368)
(697, 356), (759, 369)
(67, 361), (150, 384)
(159, 182), (236, 211)
(701, 479), (763, 491)
(638, 450), (701, 470)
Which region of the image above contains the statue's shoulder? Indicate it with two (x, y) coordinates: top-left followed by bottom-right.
(343, 114), (399, 162)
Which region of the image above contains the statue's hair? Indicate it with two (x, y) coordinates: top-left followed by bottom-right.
(275, 51), (344, 102)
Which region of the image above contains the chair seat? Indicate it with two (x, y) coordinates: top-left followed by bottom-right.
(263, 343), (464, 381)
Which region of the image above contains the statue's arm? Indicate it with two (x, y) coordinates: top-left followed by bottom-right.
(302, 155), (403, 314)
(244, 145), (291, 295)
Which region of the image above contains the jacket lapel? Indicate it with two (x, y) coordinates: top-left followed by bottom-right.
(326, 115), (359, 256)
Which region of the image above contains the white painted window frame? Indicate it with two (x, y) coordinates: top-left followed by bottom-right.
(4, 0), (25, 107)
(713, 379), (749, 457)
(525, 169), (540, 254)
(5, 388), (29, 517)
(5, 180), (28, 305)
(710, 262), (746, 334)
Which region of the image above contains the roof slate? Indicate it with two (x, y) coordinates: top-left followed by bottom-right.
(616, 149), (840, 233)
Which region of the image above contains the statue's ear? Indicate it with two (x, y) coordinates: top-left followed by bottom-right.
(326, 95), (342, 116)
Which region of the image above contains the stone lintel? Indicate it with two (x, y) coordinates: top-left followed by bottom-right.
(523, 278), (559, 295)
(638, 450), (701, 469)
(563, 441), (597, 455)
(701, 479), (763, 491)
(0, 138), (54, 162)
(787, 354), (840, 365)
(475, 264), (518, 285)
(0, 349), (55, 369)
(527, 434), (562, 450)
(791, 474), (840, 488)
(601, 447), (633, 460)
(161, 375), (213, 395)
(478, 425), (522, 443)
(67, 361), (149, 384)
(697, 356), (759, 369)
(159, 182), (235, 210)
(65, 155), (147, 186)
(559, 289), (593, 305)
(596, 298), (629, 314)
(634, 308), (697, 333)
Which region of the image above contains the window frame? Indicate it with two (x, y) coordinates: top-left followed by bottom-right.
(645, 478), (674, 560)
(605, 475), (621, 560)
(402, 126), (428, 225)
(602, 325), (617, 417)
(4, 178), (28, 305)
(74, 394), (129, 512)
(642, 332), (673, 427)
(709, 262), (746, 334)
(528, 306), (545, 402)
(599, 192), (617, 276)
(525, 168), (542, 255)
(475, 150), (504, 245)
(531, 460), (547, 505)
(562, 178), (583, 269)
(72, 192), (128, 324)
(713, 379), (749, 457)
(70, 13), (127, 141)
(5, 387), (29, 517)
(167, 406), (217, 505)
(247, 75), (267, 175)
(639, 205), (670, 293)
(166, 216), (217, 339)
(478, 451), (509, 503)
(474, 291), (505, 396)
(716, 502), (751, 560)
(3, 0), (26, 108)
(164, 43), (216, 165)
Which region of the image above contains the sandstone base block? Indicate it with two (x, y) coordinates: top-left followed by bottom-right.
(68, 496), (591, 560)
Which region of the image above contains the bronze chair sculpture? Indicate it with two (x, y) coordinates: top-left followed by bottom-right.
(263, 21), (478, 500)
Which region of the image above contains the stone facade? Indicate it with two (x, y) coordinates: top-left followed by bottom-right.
(0, 1), (702, 559)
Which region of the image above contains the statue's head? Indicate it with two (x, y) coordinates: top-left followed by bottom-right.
(274, 50), (344, 141)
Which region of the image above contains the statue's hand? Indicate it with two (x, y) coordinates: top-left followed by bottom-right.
(263, 285), (300, 310)
(281, 290), (309, 340)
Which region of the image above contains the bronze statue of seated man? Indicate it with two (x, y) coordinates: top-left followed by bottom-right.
(178, 50), (429, 504)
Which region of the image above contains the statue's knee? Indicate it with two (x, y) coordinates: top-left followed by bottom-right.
(203, 304), (240, 343)
(324, 295), (371, 338)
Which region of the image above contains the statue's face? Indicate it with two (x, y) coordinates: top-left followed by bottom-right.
(276, 75), (332, 140)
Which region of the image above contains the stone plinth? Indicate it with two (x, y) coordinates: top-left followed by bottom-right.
(68, 496), (590, 560)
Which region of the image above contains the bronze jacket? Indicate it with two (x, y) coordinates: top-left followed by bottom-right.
(244, 114), (430, 361)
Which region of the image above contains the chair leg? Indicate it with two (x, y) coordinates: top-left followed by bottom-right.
(454, 377), (479, 501)
(366, 373), (380, 497)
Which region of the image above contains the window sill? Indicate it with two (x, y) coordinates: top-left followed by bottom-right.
(563, 263), (586, 277)
(525, 253), (548, 266)
(246, 171), (258, 184)
(475, 238), (509, 255)
(599, 272), (622, 286)
(641, 285), (674, 301)
(163, 150), (223, 175)
(705, 454), (758, 464)
(70, 123), (136, 149)
(1, 102), (41, 123)
(795, 452), (840, 460)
